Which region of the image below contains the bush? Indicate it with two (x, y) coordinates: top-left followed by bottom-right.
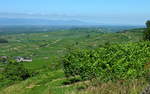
(2, 61), (31, 81)
(0, 39), (8, 43)
(0, 61), (33, 88)
(62, 42), (150, 81)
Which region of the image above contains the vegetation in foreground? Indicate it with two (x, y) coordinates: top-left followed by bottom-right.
(63, 41), (150, 81)
(0, 61), (34, 88)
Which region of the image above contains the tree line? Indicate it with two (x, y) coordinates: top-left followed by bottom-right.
(0, 38), (8, 43)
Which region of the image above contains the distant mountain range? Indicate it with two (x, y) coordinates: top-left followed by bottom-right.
(0, 18), (95, 26)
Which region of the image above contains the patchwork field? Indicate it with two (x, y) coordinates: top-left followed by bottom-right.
(0, 26), (148, 94)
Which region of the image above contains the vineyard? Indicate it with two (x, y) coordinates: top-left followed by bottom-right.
(0, 27), (149, 94)
(63, 41), (150, 81)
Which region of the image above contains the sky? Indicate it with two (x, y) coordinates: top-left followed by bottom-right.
(0, 0), (150, 25)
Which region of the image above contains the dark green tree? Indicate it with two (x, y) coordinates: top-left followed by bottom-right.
(146, 20), (150, 28)
(0, 39), (8, 43)
(144, 20), (150, 40)
(3, 61), (31, 81)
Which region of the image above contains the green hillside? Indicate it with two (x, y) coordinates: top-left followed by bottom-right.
(0, 28), (148, 94)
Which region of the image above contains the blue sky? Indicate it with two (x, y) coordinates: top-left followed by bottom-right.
(0, 0), (150, 25)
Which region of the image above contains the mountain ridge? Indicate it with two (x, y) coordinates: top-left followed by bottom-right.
(0, 18), (95, 26)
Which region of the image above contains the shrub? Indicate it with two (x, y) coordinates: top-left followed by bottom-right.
(2, 61), (31, 81)
(0, 39), (8, 43)
(62, 42), (150, 81)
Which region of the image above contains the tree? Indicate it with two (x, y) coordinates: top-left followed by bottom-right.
(144, 20), (150, 40)
(146, 20), (150, 28)
(2, 61), (31, 81)
(0, 39), (8, 43)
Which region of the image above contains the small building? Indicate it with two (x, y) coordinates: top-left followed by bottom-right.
(0, 56), (8, 63)
(15, 56), (32, 62)
(0, 56), (7, 59)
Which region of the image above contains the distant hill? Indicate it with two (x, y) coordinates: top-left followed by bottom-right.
(118, 28), (145, 33)
(0, 18), (93, 26)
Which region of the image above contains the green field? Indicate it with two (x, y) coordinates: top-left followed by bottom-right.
(0, 27), (148, 94)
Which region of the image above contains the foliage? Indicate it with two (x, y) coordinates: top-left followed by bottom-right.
(3, 61), (32, 81)
(0, 39), (8, 43)
(144, 28), (150, 41)
(0, 27), (143, 70)
(0, 61), (33, 88)
(63, 42), (150, 81)
(146, 20), (150, 28)
(0, 26), (146, 94)
(144, 20), (150, 40)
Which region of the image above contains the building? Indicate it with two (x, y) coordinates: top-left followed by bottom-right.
(0, 56), (8, 63)
(15, 56), (32, 62)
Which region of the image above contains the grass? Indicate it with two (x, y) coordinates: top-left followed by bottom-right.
(77, 79), (148, 94)
(0, 70), (65, 94)
(0, 72), (148, 94)
(0, 27), (147, 94)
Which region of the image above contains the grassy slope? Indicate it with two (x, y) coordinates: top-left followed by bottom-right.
(1, 69), (148, 94)
(0, 28), (146, 94)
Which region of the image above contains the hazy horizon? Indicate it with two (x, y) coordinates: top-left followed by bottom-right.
(0, 0), (150, 25)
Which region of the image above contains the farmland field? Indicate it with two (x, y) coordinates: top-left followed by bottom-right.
(0, 26), (148, 94)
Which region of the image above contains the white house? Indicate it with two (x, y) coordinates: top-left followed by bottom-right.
(15, 56), (32, 62)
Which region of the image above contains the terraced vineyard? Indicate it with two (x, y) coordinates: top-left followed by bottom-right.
(0, 27), (148, 94)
